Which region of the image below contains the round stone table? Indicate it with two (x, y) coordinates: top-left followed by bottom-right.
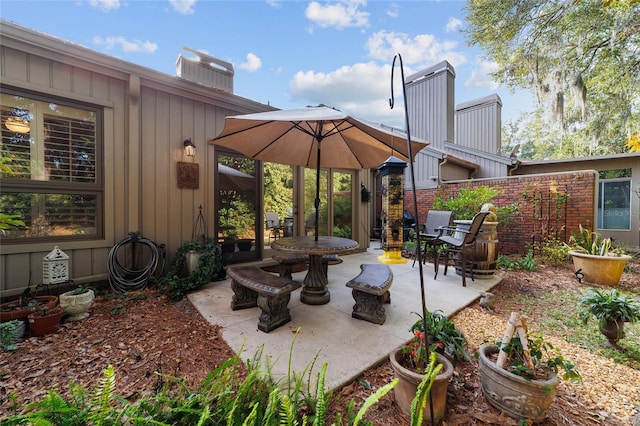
(271, 236), (359, 305)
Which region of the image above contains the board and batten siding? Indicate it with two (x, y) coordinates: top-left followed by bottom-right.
(0, 22), (271, 296)
(0, 43), (123, 294)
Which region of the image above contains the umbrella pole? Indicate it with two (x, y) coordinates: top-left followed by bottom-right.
(314, 133), (323, 241)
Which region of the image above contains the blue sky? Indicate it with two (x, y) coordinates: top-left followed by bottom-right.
(1, 0), (533, 129)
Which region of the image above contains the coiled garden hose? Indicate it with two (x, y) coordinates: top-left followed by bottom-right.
(108, 232), (165, 292)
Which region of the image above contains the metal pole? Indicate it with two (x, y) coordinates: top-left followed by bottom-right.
(390, 53), (434, 426)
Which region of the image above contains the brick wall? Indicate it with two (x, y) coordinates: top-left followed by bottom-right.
(404, 171), (597, 255)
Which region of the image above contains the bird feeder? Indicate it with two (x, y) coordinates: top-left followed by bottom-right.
(377, 156), (407, 264)
(43, 246), (69, 284)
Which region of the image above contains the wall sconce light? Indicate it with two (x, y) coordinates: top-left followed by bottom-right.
(4, 116), (30, 134)
(183, 138), (196, 157)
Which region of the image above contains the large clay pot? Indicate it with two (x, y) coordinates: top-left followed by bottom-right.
(59, 289), (95, 321)
(478, 344), (559, 423)
(569, 251), (631, 286)
(0, 295), (59, 322)
(389, 347), (453, 424)
(27, 307), (65, 337)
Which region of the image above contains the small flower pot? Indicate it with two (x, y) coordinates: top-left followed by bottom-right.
(59, 289), (95, 321)
(0, 295), (59, 323)
(28, 307), (65, 337)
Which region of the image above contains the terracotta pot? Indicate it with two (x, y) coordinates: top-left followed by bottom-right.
(59, 289), (95, 321)
(28, 307), (65, 337)
(478, 344), (559, 423)
(0, 296), (59, 322)
(569, 251), (631, 286)
(389, 347), (453, 424)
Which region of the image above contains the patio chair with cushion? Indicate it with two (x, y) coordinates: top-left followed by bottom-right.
(413, 210), (452, 267)
(265, 212), (282, 242)
(434, 211), (490, 287)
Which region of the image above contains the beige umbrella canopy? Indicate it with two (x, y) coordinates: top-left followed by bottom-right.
(218, 163), (254, 191)
(209, 105), (429, 239)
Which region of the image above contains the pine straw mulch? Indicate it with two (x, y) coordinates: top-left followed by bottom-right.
(1, 266), (639, 425)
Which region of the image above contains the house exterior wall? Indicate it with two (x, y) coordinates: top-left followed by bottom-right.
(514, 154), (640, 248)
(0, 22), (272, 296)
(404, 170), (598, 255)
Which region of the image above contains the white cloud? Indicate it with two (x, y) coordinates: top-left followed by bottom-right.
(289, 61), (406, 126)
(445, 17), (462, 33)
(169, 0), (196, 15)
(88, 0), (121, 11)
(238, 53), (262, 72)
(386, 3), (399, 18)
(92, 36), (158, 53)
(365, 30), (467, 69)
(465, 59), (501, 90)
(305, 0), (369, 30)
(266, 0), (282, 7)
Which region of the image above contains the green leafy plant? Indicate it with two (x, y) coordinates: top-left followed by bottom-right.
(0, 320), (22, 351)
(433, 184), (501, 221)
(406, 310), (470, 368)
(497, 251), (538, 271)
(578, 288), (640, 326)
(496, 332), (581, 383)
(566, 224), (624, 256)
(432, 184), (520, 226)
(163, 238), (224, 300)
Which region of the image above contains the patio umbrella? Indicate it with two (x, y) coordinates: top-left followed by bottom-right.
(218, 163), (254, 191)
(209, 105), (429, 240)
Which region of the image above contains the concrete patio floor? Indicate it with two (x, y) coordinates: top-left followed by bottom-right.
(188, 242), (502, 391)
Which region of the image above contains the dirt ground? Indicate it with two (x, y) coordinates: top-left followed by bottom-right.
(1, 266), (638, 425)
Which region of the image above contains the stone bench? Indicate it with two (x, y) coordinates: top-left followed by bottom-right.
(272, 252), (309, 279)
(228, 266), (301, 333)
(346, 264), (393, 325)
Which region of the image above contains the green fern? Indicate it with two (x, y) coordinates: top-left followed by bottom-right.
(410, 353), (442, 426)
(352, 378), (398, 426)
(312, 363), (328, 426)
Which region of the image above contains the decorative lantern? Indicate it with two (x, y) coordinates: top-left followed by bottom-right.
(43, 246), (69, 284)
(377, 156), (407, 264)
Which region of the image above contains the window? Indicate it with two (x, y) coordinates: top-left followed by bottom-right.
(1, 90), (102, 242)
(597, 173), (631, 231)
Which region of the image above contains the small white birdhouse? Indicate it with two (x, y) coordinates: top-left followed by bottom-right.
(43, 246), (69, 284)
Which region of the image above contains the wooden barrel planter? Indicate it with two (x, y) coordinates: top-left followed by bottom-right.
(453, 220), (498, 279)
(471, 221), (498, 278)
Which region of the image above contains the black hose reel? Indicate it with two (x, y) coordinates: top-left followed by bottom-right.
(107, 232), (165, 292)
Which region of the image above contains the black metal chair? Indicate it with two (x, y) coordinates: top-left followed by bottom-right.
(413, 210), (452, 267)
(434, 211), (490, 287)
(265, 212), (282, 242)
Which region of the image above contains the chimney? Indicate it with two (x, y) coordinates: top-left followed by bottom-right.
(176, 46), (234, 92)
(404, 61), (455, 149)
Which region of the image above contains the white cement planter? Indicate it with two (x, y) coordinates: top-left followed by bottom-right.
(59, 289), (95, 321)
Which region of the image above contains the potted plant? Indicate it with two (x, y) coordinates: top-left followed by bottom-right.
(164, 238), (225, 301)
(389, 312), (454, 424)
(478, 312), (581, 423)
(0, 286), (59, 323)
(59, 285), (95, 321)
(578, 288), (640, 350)
(27, 306), (65, 337)
(408, 310), (470, 367)
(566, 225), (632, 286)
